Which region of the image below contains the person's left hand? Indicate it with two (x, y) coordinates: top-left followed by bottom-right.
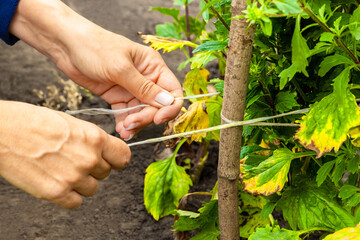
(9, 0), (183, 140)
(57, 33), (183, 140)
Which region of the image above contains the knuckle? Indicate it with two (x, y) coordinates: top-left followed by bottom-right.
(41, 181), (69, 201)
(96, 169), (111, 180)
(88, 181), (99, 196)
(85, 127), (105, 147)
(138, 79), (156, 99)
(83, 155), (99, 170)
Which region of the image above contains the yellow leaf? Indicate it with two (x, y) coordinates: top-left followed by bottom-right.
(295, 68), (360, 158)
(323, 224), (360, 240)
(173, 101), (209, 143)
(240, 148), (314, 196)
(139, 33), (198, 53)
(349, 126), (360, 147)
(183, 68), (209, 102)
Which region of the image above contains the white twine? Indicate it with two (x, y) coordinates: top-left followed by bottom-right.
(65, 92), (305, 147)
(127, 109), (306, 147)
(65, 92), (219, 115)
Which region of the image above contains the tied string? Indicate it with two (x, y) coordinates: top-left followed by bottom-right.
(66, 92), (305, 147)
(66, 92), (219, 115)
(127, 109), (305, 147)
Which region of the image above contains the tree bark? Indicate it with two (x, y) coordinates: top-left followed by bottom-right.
(217, 0), (255, 239)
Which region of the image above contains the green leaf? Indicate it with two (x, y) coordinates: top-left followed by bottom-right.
(332, 155), (346, 184)
(197, 0), (221, 19)
(179, 15), (206, 39)
(155, 23), (182, 39)
(240, 209), (272, 238)
(199, 0), (210, 22)
(173, 200), (219, 240)
(279, 15), (311, 89)
(190, 52), (217, 69)
(277, 179), (356, 231)
(240, 148), (315, 196)
(316, 160), (335, 187)
(272, 0), (302, 14)
(318, 54), (354, 77)
(261, 202), (277, 220)
(323, 224), (360, 240)
(249, 225), (301, 240)
(295, 68), (360, 158)
(144, 139), (192, 220)
(279, 65), (298, 90)
(174, 0), (194, 6)
(150, 7), (180, 20)
(274, 91), (300, 113)
(350, 7), (360, 40)
(239, 190), (271, 238)
(205, 96), (223, 141)
(339, 185), (360, 208)
(348, 153), (360, 174)
(339, 185), (359, 200)
(214, 81), (224, 96)
(320, 31), (336, 42)
(241, 145), (267, 159)
(193, 40), (228, 53)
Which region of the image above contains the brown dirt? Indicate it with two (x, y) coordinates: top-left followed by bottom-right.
(0, 0), (218, 239)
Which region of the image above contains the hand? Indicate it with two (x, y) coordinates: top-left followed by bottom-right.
(9, 0), (184, 140)
(0, 101), (131, 209)
(58, 35), (184, 140)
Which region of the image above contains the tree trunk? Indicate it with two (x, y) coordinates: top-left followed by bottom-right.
(217, 0), (255, 239)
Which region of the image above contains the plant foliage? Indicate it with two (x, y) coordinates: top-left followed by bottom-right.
(142, 0), (360, 238)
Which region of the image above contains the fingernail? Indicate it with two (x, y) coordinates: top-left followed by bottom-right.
(124, 133), (135, 141)
(155, 92), (174, 106)
(125, 122), (140, 131)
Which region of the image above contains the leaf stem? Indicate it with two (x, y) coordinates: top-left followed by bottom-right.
(204, 0), (230, 31)
(182, 192), (213, 198)
(257, 78), (277, 116)
(298, 227), (333, 236)
(292, 78), (309, 104)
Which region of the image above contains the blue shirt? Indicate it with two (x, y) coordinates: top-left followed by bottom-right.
(0, 0), (20, 45)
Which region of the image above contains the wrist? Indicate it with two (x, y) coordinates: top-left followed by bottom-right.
(8, 0), (97, 63)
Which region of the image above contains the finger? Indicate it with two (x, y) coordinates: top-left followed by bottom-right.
(73, 175), (99, 197)
(122, 106), (158, 131)
(153, 97), (184, 125)
(152, 66), (183, 124)
(51, 190), (83, 210)
(118, 65), (175, 108)
(90, 159), (112, 180)
(102, 134), (131, 170)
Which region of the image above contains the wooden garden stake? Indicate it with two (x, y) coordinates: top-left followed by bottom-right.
(217, 0), (254, 239)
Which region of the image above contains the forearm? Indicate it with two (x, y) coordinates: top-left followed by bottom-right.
(8, 0), (101, 64)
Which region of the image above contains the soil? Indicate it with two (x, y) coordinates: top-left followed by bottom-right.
(0, 0), (218, 239)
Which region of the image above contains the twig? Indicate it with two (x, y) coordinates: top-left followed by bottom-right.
(185, 1), (194, 58)
(204, 0), (230, 31)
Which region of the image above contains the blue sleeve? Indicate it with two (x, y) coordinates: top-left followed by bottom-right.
(0, 0), (21, 45)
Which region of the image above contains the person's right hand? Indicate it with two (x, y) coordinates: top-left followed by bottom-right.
(0, 101), (130, 209)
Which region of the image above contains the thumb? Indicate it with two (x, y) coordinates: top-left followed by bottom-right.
(122, 65), (175, 108)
